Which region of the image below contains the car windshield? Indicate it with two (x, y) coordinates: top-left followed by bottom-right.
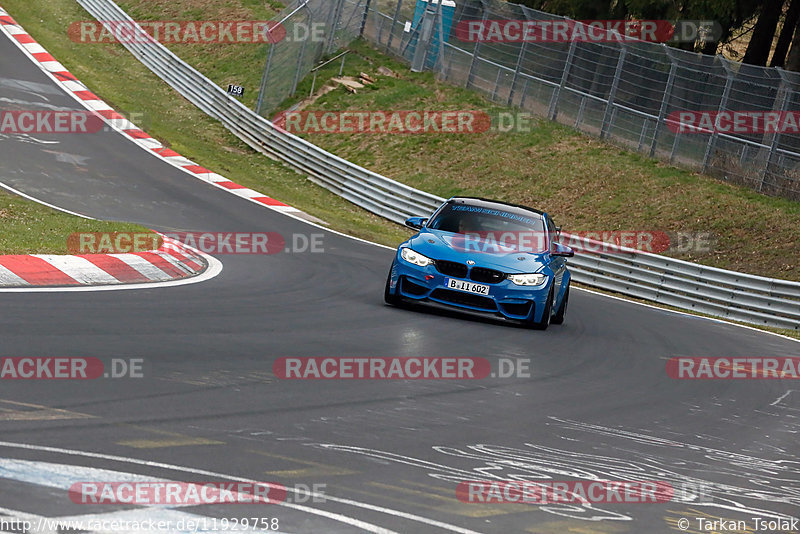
(428, 202), (545, 234)
(427, 202), (548, 252)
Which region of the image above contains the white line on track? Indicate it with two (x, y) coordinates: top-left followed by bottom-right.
(0, 441), (484, 534)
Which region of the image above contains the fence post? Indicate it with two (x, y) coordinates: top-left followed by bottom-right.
(326, 0), (346, 54)
(291, 5), (315, 97)
(649, 47), (677, 157)
(701, 58), (733, 171)
(385, 0), (404, 52)
(600, 38), (627, 139)
(548, 36), (577, 120)
(465, 2), (489, 89)
(255, 41), (277, 115)
(360, 0), (373, 38)
(760, 69), (790, 191)
(411, 1), (438, 72)
(507, 40), (528, 106)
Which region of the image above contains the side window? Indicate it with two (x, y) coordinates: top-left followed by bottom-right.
(547, 218), (559, 246)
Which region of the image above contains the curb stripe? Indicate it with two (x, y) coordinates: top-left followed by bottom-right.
(253, 196), (289, 207)
(111, 254), (176, 281)
(0, 264), (29, 286)
(0, 256), (79, 285)
(78, 254), (149, 283)
(133, 252), (187, 278)
(34, 255), (118, 284)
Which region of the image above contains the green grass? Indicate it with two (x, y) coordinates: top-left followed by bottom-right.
(1, 0), (410, 249)
(0, 190), (150, 254)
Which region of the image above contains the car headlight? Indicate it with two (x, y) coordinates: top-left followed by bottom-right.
(400, 248), (434, 267)
(507, 273), (547, 286)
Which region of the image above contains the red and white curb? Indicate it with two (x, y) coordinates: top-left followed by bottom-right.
(0, 6), (305, 217)
(0, 236), (209, 288)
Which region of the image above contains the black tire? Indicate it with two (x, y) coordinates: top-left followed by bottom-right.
(384, 271), (401, 306)
(551, 285), (569, 325)
(527, 287), (553, 330)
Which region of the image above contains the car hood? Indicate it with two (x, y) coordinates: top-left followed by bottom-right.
(406, 230), (549, 274)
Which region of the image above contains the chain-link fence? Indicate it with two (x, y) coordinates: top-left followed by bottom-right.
(356, 0), (800, 200)
(256, 0), (800, 199)
(254, 0), (370, 115)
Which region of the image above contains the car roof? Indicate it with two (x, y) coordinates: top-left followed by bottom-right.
(447, 197), (546, 218)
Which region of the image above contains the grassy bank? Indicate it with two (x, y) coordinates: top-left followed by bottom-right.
(0, 190), (149, 254)
(2, 0), (409, 249)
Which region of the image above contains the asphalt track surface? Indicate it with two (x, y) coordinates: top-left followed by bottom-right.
(1, 29), (799, 534)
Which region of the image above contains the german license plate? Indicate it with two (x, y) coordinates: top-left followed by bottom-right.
(446, 278), (489, 295)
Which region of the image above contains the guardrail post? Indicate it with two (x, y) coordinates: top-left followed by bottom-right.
(385, 0), (404, 52)
(600, 38), (627, 139)
(760, 69), (790, 191)
(649, 47), (677, 157)
(548, 36), (577, 120)
(701, 58), (733, 171)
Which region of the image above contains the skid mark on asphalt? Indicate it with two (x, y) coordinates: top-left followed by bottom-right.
(0, 400), (93, 421)
(335, 480), (518, 519)
(0, 442), (484, 533)
(526, 520), (631, 533)
(367, 480), (517, 518)
(250, 450), (356, 478)
(116, 426), (224, 449)
(155, 369), (274, 387)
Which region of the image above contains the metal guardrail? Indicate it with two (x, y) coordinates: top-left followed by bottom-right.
(77, 0), (800, 330)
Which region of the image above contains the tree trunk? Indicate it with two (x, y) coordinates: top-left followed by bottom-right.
(786, 19), (800, 70)
(771, 0), (800, 66)
(743, 0), (786, 65)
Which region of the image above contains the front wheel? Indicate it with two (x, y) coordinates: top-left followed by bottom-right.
(384, 270), (401, 306)
(551, 285), (569, 325)
(527, 287), (553, 330)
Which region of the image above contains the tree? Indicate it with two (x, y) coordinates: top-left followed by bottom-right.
(786, 19), (800, 69)
(770, 0), (800, 66)
(742, 0), (785, 65)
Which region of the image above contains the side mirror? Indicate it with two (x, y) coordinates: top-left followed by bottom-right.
(404, 217), (428, 230)
(552, 242), (574, 257)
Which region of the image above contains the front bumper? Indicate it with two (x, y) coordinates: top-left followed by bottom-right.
(388, 259), (551, 323)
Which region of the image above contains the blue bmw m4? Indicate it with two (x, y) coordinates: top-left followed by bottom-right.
(384, 197), (574, 329)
